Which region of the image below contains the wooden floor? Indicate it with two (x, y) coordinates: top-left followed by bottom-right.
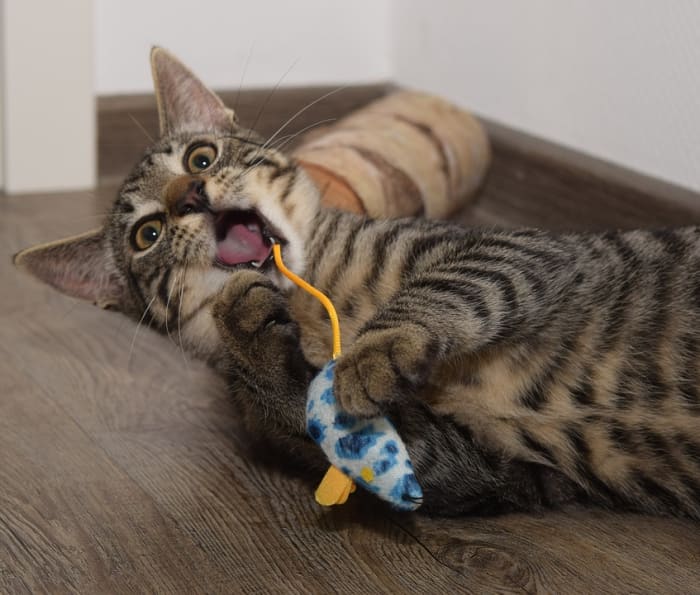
(3, 96), (700, 593)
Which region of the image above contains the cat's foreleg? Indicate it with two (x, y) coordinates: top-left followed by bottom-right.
(334, 267), (548, 417)
(212, 270), (317, 436)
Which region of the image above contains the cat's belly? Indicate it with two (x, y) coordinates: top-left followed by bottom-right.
(425, 341), (625, 477)
(425, 341), (700, 495)
(424, 349), (541, 463)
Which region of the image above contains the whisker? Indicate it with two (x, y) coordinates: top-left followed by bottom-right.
(235, 87), (344, 183)
(233, 58), (300, 172)
(192, 299), (217, 356)
(177, 265), (190, 371)
(217, 133), (265, 147)
(247, 58), (300, 138)
(270, 117), (337, 152)
(233, 41), (256, 115)
(235, 117), (334, 182)
(259, 86), (346, 152)
(236, 117), (335, 182)
(164, 268), (180, 343)
(266, 133), (297, 148)
(127, 294), (157, 371)
(128, 113), (155, 144)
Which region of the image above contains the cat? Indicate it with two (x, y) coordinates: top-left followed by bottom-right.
(15, 48), (700, 519)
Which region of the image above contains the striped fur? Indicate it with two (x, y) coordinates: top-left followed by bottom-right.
(289, 213), (700, 517)
(18, 132), (700, 517)
(15, 50), (700, 519)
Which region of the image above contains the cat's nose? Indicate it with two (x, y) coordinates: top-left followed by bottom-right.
(165, 176), (211, 217)
(173, 179), (209, 217)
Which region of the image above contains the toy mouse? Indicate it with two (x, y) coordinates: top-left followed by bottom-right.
(272, 242), (423, 511)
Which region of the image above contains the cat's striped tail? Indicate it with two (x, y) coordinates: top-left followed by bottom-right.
(294, 90), (490, 220)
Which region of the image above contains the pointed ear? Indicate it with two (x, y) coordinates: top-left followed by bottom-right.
(13, 229), (127, 310)
(150, 46), (236, 136)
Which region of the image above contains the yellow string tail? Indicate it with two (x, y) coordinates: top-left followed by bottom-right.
(272, 243), (342, 359)
(271, 242), (355, 505)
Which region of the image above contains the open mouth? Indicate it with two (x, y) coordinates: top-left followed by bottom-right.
(213, 209), (279, 270)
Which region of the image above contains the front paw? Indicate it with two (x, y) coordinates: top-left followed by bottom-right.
(214, 270), (312, 436)
(334, 325), (435, 417)
(212, 270), (294, 350)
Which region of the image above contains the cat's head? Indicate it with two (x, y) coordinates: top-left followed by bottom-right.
(14, 48), (321, 362)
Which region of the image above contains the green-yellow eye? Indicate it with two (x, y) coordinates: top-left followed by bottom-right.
(133, 218), (163, 251)
(185, 143), (217, 173)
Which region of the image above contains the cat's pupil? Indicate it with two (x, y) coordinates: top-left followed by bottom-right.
(194, 155), (210, 169)
(132, 217), (163, 251)
(142, 226), (159, 242)
(185, 143), (217, 173)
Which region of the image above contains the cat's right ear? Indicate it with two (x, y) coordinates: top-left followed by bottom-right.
(150, 46), (236, 136)
(13, 229), (128, 310)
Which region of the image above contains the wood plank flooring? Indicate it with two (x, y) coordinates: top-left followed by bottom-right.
(3, 101), (700, 593)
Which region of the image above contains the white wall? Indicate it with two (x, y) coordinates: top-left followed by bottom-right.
(0, 2), (4, 190)
(394, 1), (700, 192)
(5, 1), (693, 193)
(95, 0), (393, 94)
(1, 0), (95, 193)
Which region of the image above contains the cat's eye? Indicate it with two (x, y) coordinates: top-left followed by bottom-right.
(132, 218), (163, 251)
(185, 143), (217, 173)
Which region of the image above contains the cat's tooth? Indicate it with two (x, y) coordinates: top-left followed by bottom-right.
(251, 260), (261, 268)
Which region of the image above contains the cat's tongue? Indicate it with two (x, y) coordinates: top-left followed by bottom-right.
(216, 221), (271, 266)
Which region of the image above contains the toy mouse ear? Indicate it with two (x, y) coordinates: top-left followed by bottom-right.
(13, 228), (127, 310)
(150, 46), (237, 136)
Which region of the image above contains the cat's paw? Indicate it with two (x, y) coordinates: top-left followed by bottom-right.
(333, 325), (435, 417)
(213, 269), (313, 436)
(212, 270), (295, 350)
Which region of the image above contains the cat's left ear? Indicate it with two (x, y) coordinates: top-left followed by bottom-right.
(13, 229), (128, 310)
(150, 46), (236, 136)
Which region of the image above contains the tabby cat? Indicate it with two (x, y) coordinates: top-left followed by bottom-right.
(15, 49), (700, 518)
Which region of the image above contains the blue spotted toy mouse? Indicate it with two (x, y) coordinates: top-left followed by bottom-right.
(307, 360), (423, 511)
(273, 243), (423, 511)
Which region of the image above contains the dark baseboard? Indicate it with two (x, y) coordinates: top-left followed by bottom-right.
(98, 85), (700, 230)
(466, 118), (700, 230)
